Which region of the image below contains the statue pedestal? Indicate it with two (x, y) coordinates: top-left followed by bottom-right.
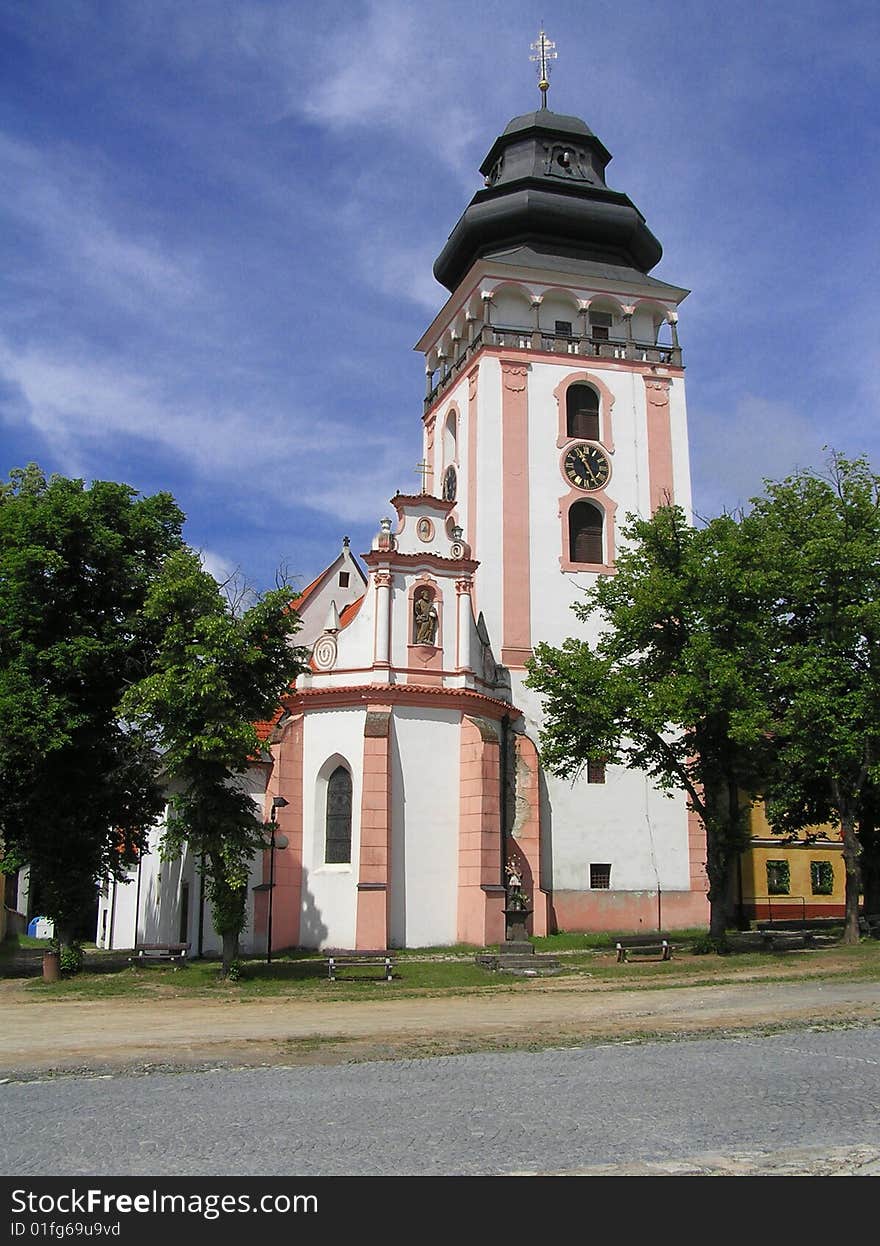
(503, 906), (532, 947)
(475, 906), (559, 975)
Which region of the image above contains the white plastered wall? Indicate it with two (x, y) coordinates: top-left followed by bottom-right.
(95, 769), (269, 956)
(299, 706), (365, 949)
(389, 704), (460, 947)
(470, 354), (504, 644)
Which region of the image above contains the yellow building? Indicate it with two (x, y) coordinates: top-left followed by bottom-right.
(738, 804), (845, 923)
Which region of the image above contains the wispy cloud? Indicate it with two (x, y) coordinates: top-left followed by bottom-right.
(0, 133), (199, 317)
(691, 395), (832, 520)
(293, 3), (483, 180)
(0, 336), (410, 524)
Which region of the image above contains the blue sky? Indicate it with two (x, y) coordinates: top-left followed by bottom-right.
(1, 1), (878, 593)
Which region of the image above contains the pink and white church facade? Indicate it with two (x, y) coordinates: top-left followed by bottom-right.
(97, 102), (710, 955)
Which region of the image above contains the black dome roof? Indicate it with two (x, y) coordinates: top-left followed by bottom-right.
(433, 108), (662, 291)
(502, 109), (596, 139)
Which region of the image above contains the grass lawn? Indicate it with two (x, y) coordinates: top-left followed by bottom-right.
(4, 928), (879, 1003)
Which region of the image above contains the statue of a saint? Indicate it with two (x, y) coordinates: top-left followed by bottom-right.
(505, 860), (529, 911)
(414, 591), (438, 645)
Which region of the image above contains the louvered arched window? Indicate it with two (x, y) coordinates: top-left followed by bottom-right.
(569, 501), (603, 565)
(325, 766), (352, 864)
(566, 385), (600, 441)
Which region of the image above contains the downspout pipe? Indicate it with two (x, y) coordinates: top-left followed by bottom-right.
(197, 851), (206, 958)
(133, 849), (144, 949)
(500, 714), (510, 881)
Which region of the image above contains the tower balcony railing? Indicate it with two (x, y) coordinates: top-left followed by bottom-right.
(425, 325), (682, 409)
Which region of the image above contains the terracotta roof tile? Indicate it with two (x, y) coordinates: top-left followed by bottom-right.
(339, 595), (365, 628)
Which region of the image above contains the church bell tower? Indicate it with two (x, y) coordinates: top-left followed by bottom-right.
(414, 33), (708, 930)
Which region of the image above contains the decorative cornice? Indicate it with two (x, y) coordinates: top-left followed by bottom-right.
(282, 683), (520, 719)
(390, 493), (456, 516)
(363, 550), (479, 575)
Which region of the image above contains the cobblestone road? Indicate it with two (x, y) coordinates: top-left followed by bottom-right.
(4, 1025), (880, 1176)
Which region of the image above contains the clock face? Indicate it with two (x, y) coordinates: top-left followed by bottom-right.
(442, 465), (457, 502)
(563, 443), (610, 491)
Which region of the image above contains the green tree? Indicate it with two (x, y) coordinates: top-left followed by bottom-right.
(747, 454), (880, 943)
(0, 464), (185, 950)
(526, 505), (771, 939)
(120, 548), (307, 973)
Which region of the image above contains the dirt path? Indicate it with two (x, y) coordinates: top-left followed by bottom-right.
(4, 972), (880, 1078)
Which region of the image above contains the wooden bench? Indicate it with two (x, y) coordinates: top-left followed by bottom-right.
(327, 952), (394, 982)
(616, 935), (672, 963)
(129, 943), (190, 967)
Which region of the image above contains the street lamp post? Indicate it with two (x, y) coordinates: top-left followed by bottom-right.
(266, 795), (289, 964)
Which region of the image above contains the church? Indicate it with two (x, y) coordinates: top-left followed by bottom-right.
(97, 52), (710, 955)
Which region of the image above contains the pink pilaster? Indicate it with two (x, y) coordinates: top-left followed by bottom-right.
(457, 716), (505, 945)
(687, 804), (710, 896)
(510, 733), (548, 936)
(355, 707), (392, 949)
(644, 376), (675, 513)
(261, 715), (304, 953)
(466, 364), (479, 608)
(500, 360), (532, 668)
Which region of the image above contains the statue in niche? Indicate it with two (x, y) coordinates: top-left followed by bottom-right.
(505, 861), (529, 912)
(413, 589), (438, 645)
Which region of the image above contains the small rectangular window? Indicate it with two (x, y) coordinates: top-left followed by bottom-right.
(590, 863), (611, 889)
(555, 320), (572, 337)
(338, 571), (350, 588)
(810, 860), (834, 896)
(766, 859), (790, 896)
(587, 760), (606, 784)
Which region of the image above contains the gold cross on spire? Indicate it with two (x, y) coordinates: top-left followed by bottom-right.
(530, 27), (557, 108)
(414, 458), (431, 494)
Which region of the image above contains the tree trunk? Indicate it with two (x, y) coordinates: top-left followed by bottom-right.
(702, 777), (745, 940)
(221, 929), (239, 976)
(207, 850), (246, 976)
(840, 811), (862, 944)
(704, 825), (735, 939)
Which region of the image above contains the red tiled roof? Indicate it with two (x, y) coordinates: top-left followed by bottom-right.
(254, 710), (284, 743)
(287, 571), (323, 614)
(339, 595), (364, 628)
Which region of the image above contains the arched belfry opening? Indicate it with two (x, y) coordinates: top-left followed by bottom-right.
(569, 500), (603, 565)
(566, 384), (600, 441)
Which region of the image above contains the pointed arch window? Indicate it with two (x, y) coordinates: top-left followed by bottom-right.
(566, 384), (600, 441)
(569, 500), (603, 565)
(325, 766), (353, 864)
